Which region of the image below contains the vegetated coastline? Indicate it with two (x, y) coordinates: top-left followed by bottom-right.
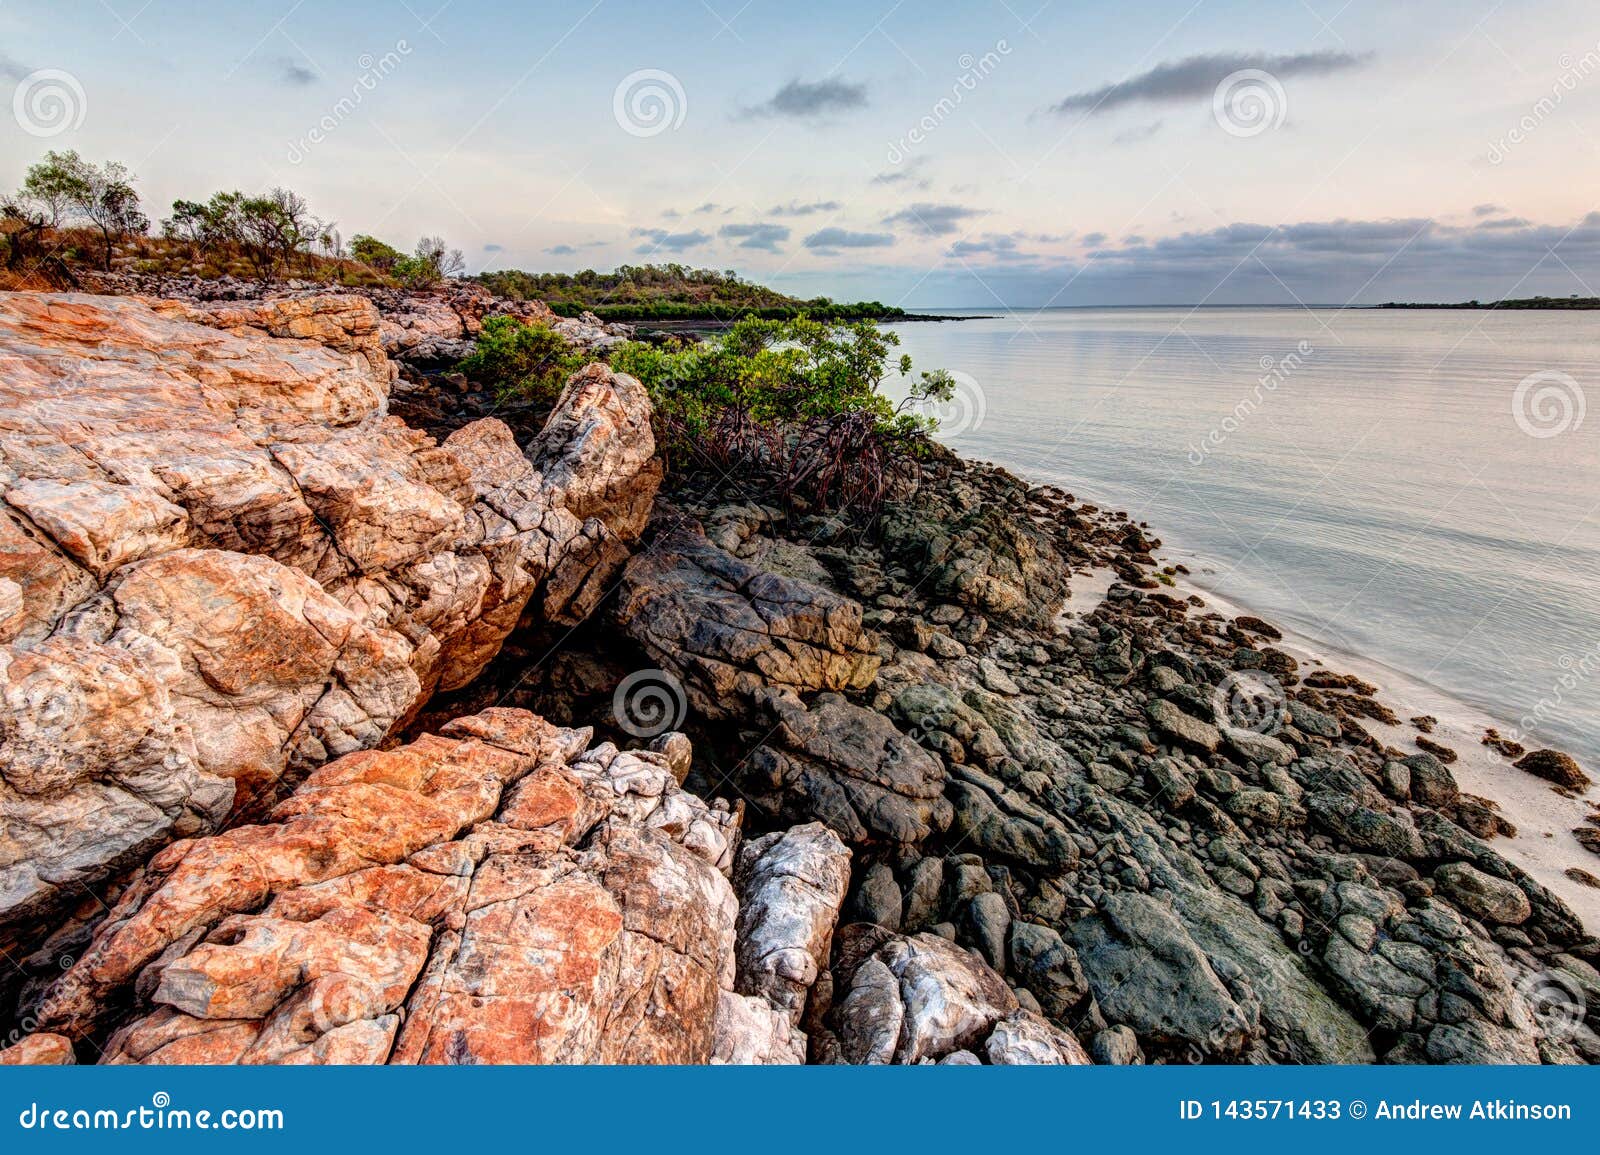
(2, 153), (1598, 1067)
(475, 265), (979, 325)
(1378, 296), (1600, 310)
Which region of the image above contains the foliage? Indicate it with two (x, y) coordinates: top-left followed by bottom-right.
(160, 187), (329, 283)
(455, 316), (585, 406)
(394, 235), (465, 288)
(10, 152), (148, 270)
(349, 233), (404, 270)
(477, 263), (906, 322)
(607, 316), (953, 512)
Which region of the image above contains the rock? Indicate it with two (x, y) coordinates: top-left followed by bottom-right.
(833, 930), (1020, 1064)
(964, 892), (1011, 973)
(1307, 792), (1425, 859)
(1008, 921), (1089, 1019)
(978, 658), (1021, 696)
(1288, 699), (1341, 739)
(32, 709), (756, 1064)
(1223, 726), (1295, 766)
(1090, 1025), (1144, 1065)
(0, 1033), (75, 1064)
(741, 690), (951, 847)
(902, 857), (944, 930)
(1067, 891), (1251, 1057)
(0, 294), (658, 952)
(984, 1009), (1092, 1064)
(879, 481), (1071, 628)
(1513, 749), (1591, 789)
(711, 990), (806, 1065)
(834, 956), (904, 1064)
(615, 522), (879, 720)
(945, 767), (1078, 869)
(1405, 753), (1460, 809)
(733, 823), (852, 1015)
(1147, 698), (1220, 753)
(849, 863), (904, 931)
(1433, 863), (1532, 925)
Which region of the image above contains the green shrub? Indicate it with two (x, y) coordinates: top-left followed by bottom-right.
(456, 316), (585, 406)
(608, 315), (954, 512)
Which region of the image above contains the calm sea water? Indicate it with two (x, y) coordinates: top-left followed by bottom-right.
(886, 307), (1600, 768)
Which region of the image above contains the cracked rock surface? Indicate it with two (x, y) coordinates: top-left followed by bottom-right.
(0, 293), (657, 955)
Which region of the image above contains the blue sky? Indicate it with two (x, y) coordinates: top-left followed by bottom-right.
(3, 0), (1600, 305)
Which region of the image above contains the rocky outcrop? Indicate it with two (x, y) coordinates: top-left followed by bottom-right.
(656, 459), (1599, 1067)
(0, 293), (658, 956)
(13, 708), (1051, 1066)
(615, 521), (880, 719)
(24, 709), (742, 1063)
(84, 275), (631, 365)
(819, 925), (1088, 1065)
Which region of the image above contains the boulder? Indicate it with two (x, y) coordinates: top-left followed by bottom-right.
(733, 823), (852, 1015)
(0, 294), (659, 954)
(741, 690), (952, 847)
(1513, 749), (1591, 789)
(831, 929), (1023, 1064)
(614, 521), (879, 719)
(32, 709), (751, 1064)
(1067, 891), (1251, 1057)
(1433, 862), (1532, 925)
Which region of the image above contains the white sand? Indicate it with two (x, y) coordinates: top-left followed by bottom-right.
(1060, 561), (1599, 933)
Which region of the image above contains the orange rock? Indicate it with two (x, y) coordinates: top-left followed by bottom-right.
(0, 292), (660, 948)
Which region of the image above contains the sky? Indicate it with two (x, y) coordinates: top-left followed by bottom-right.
(3, 0), (1600, 306)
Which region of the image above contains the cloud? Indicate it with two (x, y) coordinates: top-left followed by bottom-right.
(1473, 203), (1504, 217)
(720, 222), (791, 252)
(948, 234), (1030, 261)
(744, 77), (867, 119)
(630, 227), (712, 254)
(1081, 231), (1107, 246)
(873, 157), (932, 189)
(804, 227), (895, 251)
(544, 244), (578, 255)
(770, 200), (842, 217)
(483, 243), (505, 253)
(692, 202), (726, 215)
(0, 53), (29, 81)
(1050, 50), (1370, 115)
(883, 203), (983, 237)
(892, 213), (1600, 307)
(277, 57), (318, 86)
(1113, 120), (1164, 145)
(1476, 216), (1531, 230)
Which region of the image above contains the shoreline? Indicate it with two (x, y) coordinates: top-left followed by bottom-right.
(1060, 550), (1599, 932)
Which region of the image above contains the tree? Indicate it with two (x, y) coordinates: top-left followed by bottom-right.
(349, 233), (404, 271)
(236, 188), (321, 283)
(395, 235), (465, 287)
(12, 152), (148, 269)
(19, 154), (89, 227)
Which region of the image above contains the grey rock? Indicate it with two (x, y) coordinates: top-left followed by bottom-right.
(1433, 862), (1532, 925)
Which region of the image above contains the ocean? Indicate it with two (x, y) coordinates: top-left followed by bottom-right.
(886, 306), (1600, 770)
